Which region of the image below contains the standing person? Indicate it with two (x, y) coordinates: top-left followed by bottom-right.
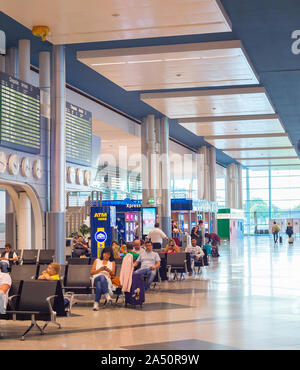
(133, 241), (161, 291)
(90, 247), (116, 310)
(191, 225), (202, 247)
(271, 221), (280, 243)
(134, 222), (140, 240)
(0, 243), (18, 273)
(147, 223), (168, 250)
(286, 222), (294, 239)
(198, 220), (205, 246)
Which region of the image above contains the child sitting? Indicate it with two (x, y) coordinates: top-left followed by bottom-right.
(38, 262), (60, 281)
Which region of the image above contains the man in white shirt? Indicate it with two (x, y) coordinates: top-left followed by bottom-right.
(185, 238), (204, 272)
(0, 243), (18, 273)
(147, 223), (168, 250)
(0, 267), (12, 314)
(133, 241), (161, 290)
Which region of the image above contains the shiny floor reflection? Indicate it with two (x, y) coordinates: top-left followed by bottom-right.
(1, 235), (300, 350)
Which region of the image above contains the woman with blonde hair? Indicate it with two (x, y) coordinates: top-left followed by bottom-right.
(165, 239), (181, 253)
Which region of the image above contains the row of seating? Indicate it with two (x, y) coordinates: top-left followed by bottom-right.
(0, 249), (55, 265)
(1, 280), (69, 341)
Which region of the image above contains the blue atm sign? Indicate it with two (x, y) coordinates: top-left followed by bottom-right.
(95, 231), (107, 243)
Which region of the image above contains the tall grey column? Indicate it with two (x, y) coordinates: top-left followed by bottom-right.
(48, 45), (66, 264)
(5, 192), (16, 249)
(208, 147), (216, 202)
(226, 163), (237, 209)
(159, 117), (171, 238)
(0, 55), (5, 72)
(39, 52), (51, 211)
(200, 146), (210, 200)
(208, 147), (217, 232)
(141, 115), (156, 207)
(18, 39), (33, 249)
(5, 47), (18, 77)
(18, 39), (31, 82)
(197, 148), (204, 200)
(237, 164), (243, 209)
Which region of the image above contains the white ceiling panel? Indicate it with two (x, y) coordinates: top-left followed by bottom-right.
(205, 135), (291, 150)
(1, 0), (231, 44)
(240, 158), (300, 166)
(179, 117), (283, 136)
(224, 147), (297, 159)
(77, 41), (258, 90)
(140, 87), (275, 118)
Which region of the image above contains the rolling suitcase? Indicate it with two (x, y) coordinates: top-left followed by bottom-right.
(125, 273), (145, 308)
(279, 235), (283, 243)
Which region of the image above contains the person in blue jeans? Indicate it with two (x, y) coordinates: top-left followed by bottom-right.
(90, 247), (116, 311)
(133, 241), (161, 291)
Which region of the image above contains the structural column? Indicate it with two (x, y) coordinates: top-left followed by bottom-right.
(237, 164), (243, 210)
(226, 163), (239, 209)
(18, 192), (32, 250)
(5, 47), (18, 76)
(18, 39), (31, 82)
(18, 39), (33, 249)
(48, 45), (66, 264)
(159, 117), (171, 238)
(141, 115), (157, 207)
(5, 192), (16, 249)
(208, 147), (216, 202)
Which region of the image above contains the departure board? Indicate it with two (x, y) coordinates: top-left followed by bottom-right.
(0, 72), (40, 154)
(66, 102), (92, 166)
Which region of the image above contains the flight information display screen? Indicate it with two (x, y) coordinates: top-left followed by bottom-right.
(0, 72), (41, 153)
(66, 102), (92, 166)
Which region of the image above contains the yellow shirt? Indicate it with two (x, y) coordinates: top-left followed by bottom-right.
(43, 273), (60, 281)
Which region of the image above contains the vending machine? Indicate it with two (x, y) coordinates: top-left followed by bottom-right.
(125, 212), (139, 242)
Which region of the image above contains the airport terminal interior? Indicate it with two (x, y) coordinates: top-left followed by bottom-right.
(1, 0), (300, 350)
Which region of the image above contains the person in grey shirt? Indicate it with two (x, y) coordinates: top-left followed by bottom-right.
(133, 241), (160, 290)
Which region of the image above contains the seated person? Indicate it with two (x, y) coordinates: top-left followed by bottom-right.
(202, 236), (212, 261)
(111, 241), (120, 259)
(0, 263), (12, 314)
(38, 262), (60, 281)
(73, 235), (90, 257)
(205, 233), (220, 257)
(0, 243), (18, 273)
(133, 241), (160, 291)
(123, 243), (139, 261)
(90, 247), (116, 311)
(165, 239), (181, 253)
(133, 239), (145, 255)
(185, 238), (204, 272)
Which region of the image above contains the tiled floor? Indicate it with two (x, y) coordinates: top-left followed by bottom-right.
(1, 235), (300, 350)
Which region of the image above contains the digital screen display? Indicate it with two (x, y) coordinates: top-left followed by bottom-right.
(66, 102), (92, 166)
(142, 207), (156, 236)
(0, 72), (40, 153)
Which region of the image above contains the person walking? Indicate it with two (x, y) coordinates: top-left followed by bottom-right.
(271, 221), (280, 243)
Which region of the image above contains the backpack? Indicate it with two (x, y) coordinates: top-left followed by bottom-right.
(275, 225), (280, 232)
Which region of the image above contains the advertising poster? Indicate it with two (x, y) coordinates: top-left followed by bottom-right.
(142, 207), (156, 236)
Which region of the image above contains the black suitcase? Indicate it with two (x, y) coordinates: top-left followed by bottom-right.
(279, 236), (283, 243)
(125, 274), (145, 308)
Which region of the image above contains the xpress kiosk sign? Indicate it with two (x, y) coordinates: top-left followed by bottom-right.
(91, 206), (115, 258)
